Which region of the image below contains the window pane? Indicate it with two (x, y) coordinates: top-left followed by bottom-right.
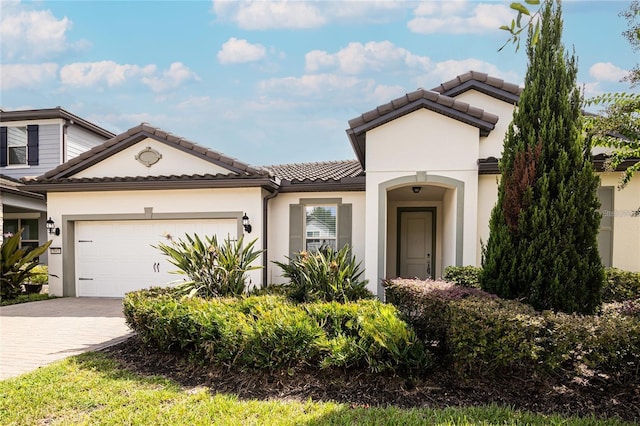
(7, 127), (27, 165)
(3, 219), (18, 239)
(305, 206), (336, 251)
(21, 219), (39, 240)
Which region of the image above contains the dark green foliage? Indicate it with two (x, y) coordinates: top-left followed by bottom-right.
(1, 229), (52, 300)
(153, 234), (263, 298)
(602, 267), (640, 302)
(273, 245), (372, 303)
(385, 278), (640, 383)
(123, 290), (430, 373)
(482, 0), (604, 314)
(442, 266), (482, 288)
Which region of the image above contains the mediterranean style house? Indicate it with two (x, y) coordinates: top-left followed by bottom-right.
(15, 71), (640, 298)
(0, 108), (114, 264)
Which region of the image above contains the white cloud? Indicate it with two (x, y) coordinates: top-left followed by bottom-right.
(217, 38), (266, 64)
(0, 63), (58, 90)
(141, 62), (200, 92)
(424, 59), (519, 89)
(408, 2), (512, 35)
(306, 41), (430, 75)
(258, 74), (366, 97)
(60, 61), (156, 87)
(589, 62), (629, 83)
(0, 6), (87, 61)
(211, 0), (406, 30)
(213, 0), (325, 30)
(175, 96), (211, 109)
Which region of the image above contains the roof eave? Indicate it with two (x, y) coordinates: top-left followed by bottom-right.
(277, 176), (366, 193)
(0, 108), (115, 139)
(23, 177), (278, 193)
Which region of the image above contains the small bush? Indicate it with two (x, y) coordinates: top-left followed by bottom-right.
(602, 267), (640, 303)
(442, 265), (482, 288)
(384, 277), (640, 383)
(273, 245), (372, 303)
(123, 290), (429, 373)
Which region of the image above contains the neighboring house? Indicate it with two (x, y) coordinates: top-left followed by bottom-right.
(23, 71), (640, 299)
(1, 108), (115, 263)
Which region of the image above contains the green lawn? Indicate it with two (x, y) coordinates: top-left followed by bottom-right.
(0, 352), (632, 426)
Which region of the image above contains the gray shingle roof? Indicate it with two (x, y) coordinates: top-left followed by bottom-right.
(0, 107), (115, 139)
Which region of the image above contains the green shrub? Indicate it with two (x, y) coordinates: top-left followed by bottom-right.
(384, 278), (640, 383)
(1, 229), (52, 299)
(602, 267), (640, 302)
(273, 245), (372, 303)
(442, 265), (482, 288)
(123, 290), (430, 373)
(153, 234), (263, 298)
(28, 265), (49, 285)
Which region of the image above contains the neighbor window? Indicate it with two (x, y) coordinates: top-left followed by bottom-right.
(3, 218), (39, 250)
(0, 125), (39, 167)
(305, 205), (337, 251)
(7, 127), (28, 165)
(289, 199), (352, 256)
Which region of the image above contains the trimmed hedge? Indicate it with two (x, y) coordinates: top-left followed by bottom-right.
(442, 265), (482, 288)
(602, 268), (640, 303)
(442, 266), (640, 303)
(123, 290), (430, 373)
(384, 278), (640, 383)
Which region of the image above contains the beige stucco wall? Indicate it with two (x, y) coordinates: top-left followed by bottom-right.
(452, 90), (516, 159)
(600, 173), (640, 271)
(73, 138), (232, 178)
(364, 109), (482, 295)
(266, 191), (366, 285)
(46, 187), (263, 296)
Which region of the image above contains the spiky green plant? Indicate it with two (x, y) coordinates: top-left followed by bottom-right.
(154, 234), (263, 298)
(1, 229), (51, 299)
(274, 245), (371, 303)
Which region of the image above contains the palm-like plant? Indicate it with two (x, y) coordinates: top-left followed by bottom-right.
(154, 234), (263, 298)
(1, 229), (52, 299)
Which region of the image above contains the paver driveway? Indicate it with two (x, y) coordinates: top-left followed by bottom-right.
(0, 297), (133, 380)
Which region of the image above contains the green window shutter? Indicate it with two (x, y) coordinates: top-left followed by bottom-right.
(337, 203), (352, 249)
(289, 204), (304, 256)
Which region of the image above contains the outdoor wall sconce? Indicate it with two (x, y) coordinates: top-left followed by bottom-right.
(46, 217), (60, 236)
(412, 186), (422, 194)
(242, 213), (252, 233)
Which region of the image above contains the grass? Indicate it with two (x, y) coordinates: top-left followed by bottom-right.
(0, 293), (55, 306)
(0, 352), (633, 426)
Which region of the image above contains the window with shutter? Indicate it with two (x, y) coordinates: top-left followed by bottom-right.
(289, 198), (352, 256)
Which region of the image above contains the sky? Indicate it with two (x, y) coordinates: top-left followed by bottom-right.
(1, 0), (638, 168)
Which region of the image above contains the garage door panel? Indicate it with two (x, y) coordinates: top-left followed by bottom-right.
(75, 219), (237, 297)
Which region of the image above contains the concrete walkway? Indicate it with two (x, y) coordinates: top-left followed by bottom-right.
(0, 297), (133, 380)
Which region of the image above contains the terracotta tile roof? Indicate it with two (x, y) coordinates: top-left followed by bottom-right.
(266, 160), (363, 182)
(347, 82), (500, 168)
(478, 154), (639, 174)
(37, 123), (270, 181)
(431, 70), (522, 103)
(347, 88), (499, 131)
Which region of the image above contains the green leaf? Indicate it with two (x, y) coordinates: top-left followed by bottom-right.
(510, 2), (531, 16)
(525, 0), (540, 4)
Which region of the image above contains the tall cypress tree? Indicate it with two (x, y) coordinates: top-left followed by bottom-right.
(481, 0), (604, 314)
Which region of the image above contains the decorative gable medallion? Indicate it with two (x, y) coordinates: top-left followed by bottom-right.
(135, 146), (162, 167)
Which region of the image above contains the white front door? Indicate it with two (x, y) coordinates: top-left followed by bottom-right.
(75, 219), (237, 297)
(398, 210), (434, 279)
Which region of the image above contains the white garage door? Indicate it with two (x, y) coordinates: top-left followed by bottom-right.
(75, 219), (237, 297)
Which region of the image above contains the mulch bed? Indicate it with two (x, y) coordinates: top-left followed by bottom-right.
(102, 336), (640, 423)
